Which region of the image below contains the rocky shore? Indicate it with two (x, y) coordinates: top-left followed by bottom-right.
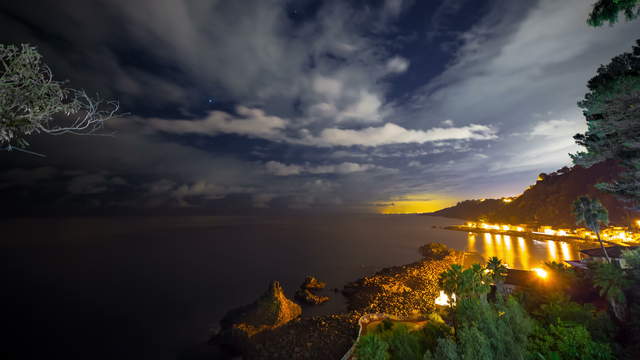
(210, 249), (462, 359)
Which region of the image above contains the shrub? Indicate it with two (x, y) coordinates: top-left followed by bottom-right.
(421, 321), (453, 352)
(387, 324), (425, 360)
(534, 296), (615, 343)
(355, 333), (390, 360)
(528, 320), (614, 360)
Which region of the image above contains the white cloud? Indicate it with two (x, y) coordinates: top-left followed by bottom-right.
(307, 162), (376, 174)
(265, 161), (376, 176)
(312, 76), (343, 99)
(301, 122), (497, 147)
(149, 106), (287, 139)
(336, 90), (384, 123)
(265, 161), (304, 176)
(386, 56), (410, 73)
(530, 118), (586, 139)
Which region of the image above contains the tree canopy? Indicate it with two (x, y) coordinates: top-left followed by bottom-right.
(0, 44), (119, 153)
(587, 0), (640, 27)
(572, 40), (640, 209)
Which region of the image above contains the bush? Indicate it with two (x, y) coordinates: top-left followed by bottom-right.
(528, 320), (614, 360)
(355, 333), (390, 360)
(454, 297), (533, 360)
(425, 338), (459, 360)
(387, 325), (425, 360)
(421, 321), (453, 353)
(534, 296), (615, 343)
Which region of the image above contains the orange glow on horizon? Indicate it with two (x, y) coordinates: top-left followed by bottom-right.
(378, 195), (457, 214)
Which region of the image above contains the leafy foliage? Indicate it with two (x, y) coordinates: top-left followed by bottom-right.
(573, 196), (610, 233)
(533, 295), (616, 343)
(485, 257), (508, 295)
(573, 196), (611, 262)
(528, 320), (614, 360)
(572, 40), (640, 209)
(355, 333), (390, 360)
(587, 0), (640, 27)
(387, 325), (425, 360)
(591, 262), (630, 321)
(439, 263), (490, 305)
(454, 297), (533, 360)
(0, 43), (118, 150)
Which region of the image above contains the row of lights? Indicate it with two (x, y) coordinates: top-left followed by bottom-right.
(465, 222), (640, 243)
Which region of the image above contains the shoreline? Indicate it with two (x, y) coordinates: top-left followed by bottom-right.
(443, 225), (624, 247)
(207, 251), (462, 360)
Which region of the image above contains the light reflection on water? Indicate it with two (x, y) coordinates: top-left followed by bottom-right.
(466, 232), (580, 270)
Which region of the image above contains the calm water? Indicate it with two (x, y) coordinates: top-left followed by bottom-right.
(1, 215), (580, 359)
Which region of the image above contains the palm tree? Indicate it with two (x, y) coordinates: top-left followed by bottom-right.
(463, 263), (491, 302)
(592, 262), (630, 321)
(573, 196), (611, 262)
(439, 264), (463, 307)
(485, 257), (509, 295)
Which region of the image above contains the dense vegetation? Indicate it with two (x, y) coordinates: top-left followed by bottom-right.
(572, 40), (640, 210)
(353, 250), (640, 360)
(587, 0), (640, 27)
(430, 161), (636, 226)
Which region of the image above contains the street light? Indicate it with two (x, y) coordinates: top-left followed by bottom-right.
(532, 268), (548, 279)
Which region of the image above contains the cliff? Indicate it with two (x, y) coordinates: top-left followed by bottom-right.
(430, 161), (637, 227)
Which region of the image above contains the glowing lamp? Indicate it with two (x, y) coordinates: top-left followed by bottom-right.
(532, 268), (548, 279)
(435, 290), (455, 306)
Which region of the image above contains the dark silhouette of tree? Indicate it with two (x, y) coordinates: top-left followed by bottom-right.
(485, 257), (508, 295)
(573, 196), (611, 262)
(587, 0), (640, 27)
(572, 40), (640, 209)
(1, 44), (119, 155)
(592, 262), (630, 321)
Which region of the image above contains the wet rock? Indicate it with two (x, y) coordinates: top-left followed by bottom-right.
(295, 288), (330, 305)
(219, 281), (301, 344)
(301, 276), (326, 290)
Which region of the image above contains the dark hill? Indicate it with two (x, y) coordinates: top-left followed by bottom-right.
(430, 161), (637, 227)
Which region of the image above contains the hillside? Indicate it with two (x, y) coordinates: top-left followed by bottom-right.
(430, 161), (637, 227)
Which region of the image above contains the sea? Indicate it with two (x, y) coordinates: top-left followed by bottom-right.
(1, 214), (581, 359)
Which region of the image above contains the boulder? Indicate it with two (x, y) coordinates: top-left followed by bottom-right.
(301, 276), (326, 290)
(295, 288), (330, 305)
(219, 281), (301, 342)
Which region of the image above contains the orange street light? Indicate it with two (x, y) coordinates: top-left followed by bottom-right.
(532, 268), (548, 279)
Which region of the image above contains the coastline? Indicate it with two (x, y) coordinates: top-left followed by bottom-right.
(208, 250), (462, 360)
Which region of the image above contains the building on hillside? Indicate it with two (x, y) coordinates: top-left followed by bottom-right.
(565, 245), (638, 269)
(502, 269), (544, 294)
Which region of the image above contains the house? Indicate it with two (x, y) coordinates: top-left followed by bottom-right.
(567, 245), (638, 269)
(502, 269), (542, 294)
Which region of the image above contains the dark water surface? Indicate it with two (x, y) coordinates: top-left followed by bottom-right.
(1, 215), (579, 359)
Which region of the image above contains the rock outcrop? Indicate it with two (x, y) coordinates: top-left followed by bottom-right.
(218, 280), (301, 344)
(295, 276), (330, 305)
(301, 276), (326, 290)
(295, 288), (330, 305)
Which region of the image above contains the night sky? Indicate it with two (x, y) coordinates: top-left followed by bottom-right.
(1, 0), (638, 216)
